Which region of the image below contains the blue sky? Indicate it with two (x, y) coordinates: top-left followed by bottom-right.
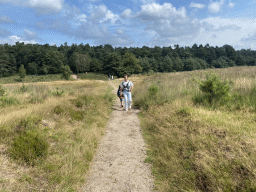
(0, 0), (256, 50)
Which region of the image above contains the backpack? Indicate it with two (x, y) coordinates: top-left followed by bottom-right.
(122, 81), (130, 92)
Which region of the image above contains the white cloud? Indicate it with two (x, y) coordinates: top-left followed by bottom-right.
(88, 4), (107, 21)
(131, 2), (199, 43)
(140, 0), (156, 4)
(0, 35), (38, 45)
(190, 2), (205, 9)
(0, 15), (15, 24)
(208, 0), (225, 13)
(100, 10), (118, 24)
(116, 28), (124, 34)
(21, 29), (42, 41)
(185, 17), (256, 50)
(228, 2), (235, 8)
(121, 9), (132, 19)
(0, 0), (64, 15)
(136, 3), (186, 20)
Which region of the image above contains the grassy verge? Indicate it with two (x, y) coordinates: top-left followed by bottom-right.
(133, 66), (256, 191)
(77, 72), (110, 81)
(0, 80), (114, 191)
(0, 72), (108, 84)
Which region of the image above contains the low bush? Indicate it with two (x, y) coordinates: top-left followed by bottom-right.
(53, 105), (65, 115)
(51, 87), (65, 97)
(0, 85), (6, 96)
(9, 131), (49, 166)
(193, 72), (231, 108)
(20, 84), (29, 92)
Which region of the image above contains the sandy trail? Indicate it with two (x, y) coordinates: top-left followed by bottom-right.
(83, 81), (154, 192)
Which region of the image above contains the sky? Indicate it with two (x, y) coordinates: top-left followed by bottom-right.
(0, 0), (256, 50)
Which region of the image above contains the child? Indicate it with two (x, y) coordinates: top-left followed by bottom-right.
(117, 85), (124, 107)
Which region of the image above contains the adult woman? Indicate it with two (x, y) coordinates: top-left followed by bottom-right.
(120, 74), (133, 111)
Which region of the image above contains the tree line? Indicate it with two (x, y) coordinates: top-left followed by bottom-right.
(0, 42), (256, 78)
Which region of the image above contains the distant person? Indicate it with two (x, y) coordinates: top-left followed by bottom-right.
(121, 74), (133, 111)
(112, 75), (113, 80)
(108, 73), (111, 81)
(117, 85), (124, 107)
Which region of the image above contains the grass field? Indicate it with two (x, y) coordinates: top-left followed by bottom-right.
(1, 67), (256, 191)
(132, 66), (256, 191)
(0, 79), (114, 191)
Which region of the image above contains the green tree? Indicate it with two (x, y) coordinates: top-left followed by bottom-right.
(138, 57), (151, 73)
(159, 55), (173, 72)
(196, 58), (208, 69)
(27, 62), (38, 75)
(42, 51), (65, 74)
(61, 65), (72, 80)
(223, 44), (237, 61)
(172, 57), (184, 71)
(19, 64), (26, 81)
(122, 52), (142, 75)
(148, 57), (159, 72)
(69, 52), (91, 73)
(184, 57), (196, 71)
(90, 58), (103, 72)
(104, 52), (123, 75)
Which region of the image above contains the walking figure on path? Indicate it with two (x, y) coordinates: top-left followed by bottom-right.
(108, 73), (111, 81)
(117, 85), (124, 107)
(121, 74), (133, 111)
(112, 75), (113, 80)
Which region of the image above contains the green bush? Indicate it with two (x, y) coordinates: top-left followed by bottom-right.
(0, 85), (5, 96)
(147, 70), (154, 76)
(148, 84), (159, 96)
(53, 105), (65, 115)
(133, 84), (165, 110)
(20, 84), (29, 92)
(9, 131), (49, 166)
(61, 65), (72, 80)
(193, 72), (231, 107)
(68, 108), (84, 120)
(19, 64), (26, 81)
(51, 87), (65, 97)
(14, 116), (42, 133)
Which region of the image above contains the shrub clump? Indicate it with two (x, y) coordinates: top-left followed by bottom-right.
(9, 131), (49, 166)
(0, 85), (6, 96)
(193, 72), (231, 108)
(51, 87), (65, 97)
(53, 105), (65, 115)
(20, 84), (29, 92)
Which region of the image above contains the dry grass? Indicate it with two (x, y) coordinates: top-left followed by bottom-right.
(0, 79), (114, 191)
(133, 66), (256, 191)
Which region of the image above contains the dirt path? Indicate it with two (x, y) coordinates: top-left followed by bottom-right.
(83, 81), (154, 192)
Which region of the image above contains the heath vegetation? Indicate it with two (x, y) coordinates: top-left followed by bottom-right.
(133, 66), (256, 191)
(0, 79), (114, 191)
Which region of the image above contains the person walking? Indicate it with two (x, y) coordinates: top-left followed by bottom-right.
(117, 85), (124, 107)
(120, 74), (133, 111)
(112, 75), (113, 80)
(108, 73), (111, 81)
